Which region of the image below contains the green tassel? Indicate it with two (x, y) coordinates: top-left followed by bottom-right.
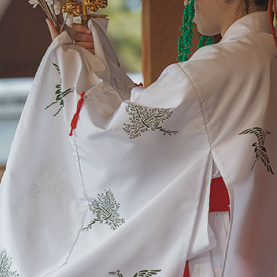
(177, 0), (195, 62)
(177, 3), (214, 62)
(198, 35), (214, 49)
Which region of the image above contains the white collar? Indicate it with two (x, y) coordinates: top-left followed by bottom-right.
(221, 11), (271, 42)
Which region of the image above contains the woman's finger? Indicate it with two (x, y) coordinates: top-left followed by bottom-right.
(71, 24), (95, 53)
(74, 41), (94, 48)
(73, 32), (94, 43)
(75, 42), (95, 54)
(46, 19), (59, 41)
(71, 24), (91, 35)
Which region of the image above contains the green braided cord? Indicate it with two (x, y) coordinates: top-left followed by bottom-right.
(177, 3), (214, 62)
(198, 35), (214, 49)
(197, 35), (206, 49)
(177, 0), (195, 62)
(206, 36), (214, 45)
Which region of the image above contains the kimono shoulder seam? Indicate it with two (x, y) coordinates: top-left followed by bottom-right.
(176, 63), (214, 156)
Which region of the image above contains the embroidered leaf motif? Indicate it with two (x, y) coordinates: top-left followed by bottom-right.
(108, 270), (124, 277)
(239, 127), (274, 175)
(133, 270), (162, 277)
(0, 249), (20, 277)
(108, 269), (162, 277)
(83, 189), (125, 231)
(123, 103), (178, 139)
(29, 167), (67, 199)
(45, 63), (74, 116)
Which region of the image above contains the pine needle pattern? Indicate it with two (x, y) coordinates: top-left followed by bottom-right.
(0, 249), (20, 277)
(123, 103), (178, 139)
(108, 269), (162, 277)
(45, 63), (74, 116)
(239, 127), (274, 175)
(83, 189), (125, 231)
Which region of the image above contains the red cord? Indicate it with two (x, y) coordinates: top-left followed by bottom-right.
(69, 91), (86, 136)
(268, 0), (277, 47)
(135, 82), (143, 87)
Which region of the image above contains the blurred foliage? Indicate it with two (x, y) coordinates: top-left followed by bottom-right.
(103, 0), (142, 73)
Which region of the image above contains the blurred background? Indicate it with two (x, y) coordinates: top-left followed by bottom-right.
(0, 0), (143, 177)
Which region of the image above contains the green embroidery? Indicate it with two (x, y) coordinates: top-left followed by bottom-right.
(239, 127), (274, 175)
(45, 63), (74, 116)
(109, 269), (162, 277)
(123, 103), (178, 139)
(83, 189), (125, 231)
(0, 249), (20, 277)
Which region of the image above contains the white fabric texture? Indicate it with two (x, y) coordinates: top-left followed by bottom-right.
(189, 212), (230, 277)
(188, 163), (226, 277)
(0, 11), (277, 277)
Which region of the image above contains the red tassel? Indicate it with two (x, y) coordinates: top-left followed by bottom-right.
(183, 261), (190, 277)
(69, 91), (86, 136)
(268, 0), (277, 47)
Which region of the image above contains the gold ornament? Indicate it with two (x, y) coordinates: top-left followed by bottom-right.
(63, 0), (108, 26)
(83, 0), (93, 6)
(88, 5), (99, 13)
(95, 0), (108, 9)
(62, 0), (77, 14)
(74, 3), (84, 15)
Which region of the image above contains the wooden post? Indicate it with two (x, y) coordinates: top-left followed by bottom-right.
(141, 0), (200, 86)
(0, 0), (51, 78)
(0, 167), (5, 182)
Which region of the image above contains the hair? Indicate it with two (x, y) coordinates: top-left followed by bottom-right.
(244, 0), (268, 13)
(252, 0), (268, 7)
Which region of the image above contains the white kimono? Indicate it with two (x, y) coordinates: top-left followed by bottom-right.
(0, 11), (277, 277)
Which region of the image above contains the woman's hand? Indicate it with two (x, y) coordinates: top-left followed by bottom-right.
(72, 24), (95, 54)
(46, 19), (95, 53)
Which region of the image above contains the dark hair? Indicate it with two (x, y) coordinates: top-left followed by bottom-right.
(244, 0), (268, 13)
(253, 0), (268, 6)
